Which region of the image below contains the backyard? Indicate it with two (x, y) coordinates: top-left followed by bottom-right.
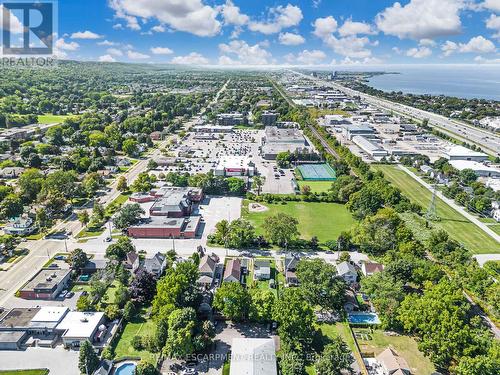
(242, 200), (355, 243)
(372, 164), (500, 254)
(352, 328), (435, 375)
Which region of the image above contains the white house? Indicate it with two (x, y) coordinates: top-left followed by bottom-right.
(336, 261), (358, 284)
(253, 259), (271, 280)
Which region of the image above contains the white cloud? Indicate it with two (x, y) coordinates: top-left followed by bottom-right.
(278, 32), (305, 45)
(222, 1), (249, 26)
(71, 30), (103, 39)
(392, 47), (403, 54)
(419, 38), (437, 47)
(99, 54), (116, 62)
(107, 48), (123, 56)
(98, 40), (118, 46)
(482, 0), (500, 12)
(376, 0), (464, 39)
(171, 52), (210, 65)
(486, 14), (500, 38)
(151, 25), (166, 33)
(285, 49), (327, 65)
(406, 46), (432, 58)
(340, 56), (383, 65)
(150, 46), (174, 55)
(127, 50), (150, 59)
(218, 40), (272, 65)
(113, 23), (124, 30)
(441, 35), (496, 55)
(109, 0), (221, 37)
(0, 5), (24, 34)
(313, 16), (338, 39)
(55, 38), (79, 51)
(249, 4), (303, 34)
(474, 55), (500, 63)
(338, 19), (376, 37)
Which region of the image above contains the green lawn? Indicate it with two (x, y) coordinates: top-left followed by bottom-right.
(242, 200), (355, 243)
(37, 114), (71, 124)
(114, 311), (158, 363)
(297, 180), (334, 193)
(102, 280), (121, 305)
(353, 328), (435, 375)
(0, 371), (48, 375)
(372, 165), (500, 254)
(490, 225), (500, 236)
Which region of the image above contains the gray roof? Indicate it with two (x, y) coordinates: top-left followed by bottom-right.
(336, 261), (357, 276)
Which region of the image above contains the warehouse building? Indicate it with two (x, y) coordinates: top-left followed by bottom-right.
(352, 135), (388, 159)
(342, 124), (376, 140)
(449, 160), (500, 178)
(128, 216), (201, 239)
(261, 126), (310, 160)
(445, 145), (488, 162)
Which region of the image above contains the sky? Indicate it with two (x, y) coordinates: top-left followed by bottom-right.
(7, 0), (500, 66)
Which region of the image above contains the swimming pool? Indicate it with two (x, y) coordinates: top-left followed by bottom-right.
(348, 312), (381, 325)
(115, 363), (136, 375)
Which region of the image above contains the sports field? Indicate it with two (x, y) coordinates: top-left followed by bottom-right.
(296, 163), (336, 181)
(37, 114), (71, 124)
(372, 165), (500, 254)
(242, 200), (355, 243)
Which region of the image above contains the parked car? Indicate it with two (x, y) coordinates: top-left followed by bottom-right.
(66, 291), (75, 298)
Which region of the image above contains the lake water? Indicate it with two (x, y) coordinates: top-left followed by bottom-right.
(365, 65), (500, 101)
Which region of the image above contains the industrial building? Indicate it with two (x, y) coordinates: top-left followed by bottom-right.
(445, 145), (489, 162)
(261, 126), (310, 160)
(341, 124), (376, 140)
(449, 160), (500, 178)
(128, 216), (201, 239)
(323, 114), (352, 127)
(351, 136), (388, 159)
(261, 111), (279, 127)
(19, 268), (72, 300)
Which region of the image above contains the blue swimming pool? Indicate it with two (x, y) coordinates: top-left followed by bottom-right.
(115, 363), (136, 375)
(348, 312), (381, 325)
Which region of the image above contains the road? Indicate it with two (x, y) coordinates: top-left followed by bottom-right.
(398, 164), (500, 244)
(290, 70), (500, 156)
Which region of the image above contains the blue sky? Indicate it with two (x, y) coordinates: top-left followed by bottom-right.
(45, 1), (500, 65)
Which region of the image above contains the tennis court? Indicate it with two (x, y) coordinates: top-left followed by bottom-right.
(297, 163), (337, 181)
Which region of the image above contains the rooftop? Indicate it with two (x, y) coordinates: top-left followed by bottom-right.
(230, 338), (277, 375)
(0, 308), (40, 329)
(22, 268), (71, 293)
(56, 311), (105, 339)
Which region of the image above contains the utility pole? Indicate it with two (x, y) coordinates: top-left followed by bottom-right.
(425, 184), (439, 221)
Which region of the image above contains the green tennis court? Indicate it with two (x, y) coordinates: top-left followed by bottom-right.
(297, 163), (337, 181)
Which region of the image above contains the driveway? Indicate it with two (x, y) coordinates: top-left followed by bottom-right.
(0, 346), (79, 375)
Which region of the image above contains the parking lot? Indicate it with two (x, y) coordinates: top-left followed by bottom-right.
(0, 346), (79, 375)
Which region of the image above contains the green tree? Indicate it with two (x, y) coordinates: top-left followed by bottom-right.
(280, 349), (306, 375)
(123, 301), (136, 321)
(346, 185), (384, 220)
(315, 336), (353, 375)
(213, 282), (251, 321)
(263, 214), (299, 249)
(251, 175), (265, 196)
(67, 248), (88, 271)
(0, 194), (23, 219)
(249, 289), (276, 322)
(226, 177), (246, 195)
(276, 151), (292, 168)
(17, 168), (43, 203)
(78, 340), (99, 374)
(123, 139), (139, 157)
(134, 361), (159, 375)
(35, 207), (50, 229)
(78, 210), (90, 227)
(296, 259), (345, 312)
(117, 176), (128, 192)
(105, 236), (135, 261)
(147, 159), (158, 170)
(113, 203), (145, 230)
(131, 172), (154, 192)
(272, 288), (315, 350)
(164, 307), (197, 358)
(76, 294), (93, 311)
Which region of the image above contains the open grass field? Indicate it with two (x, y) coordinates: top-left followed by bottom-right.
(0, 371), (47, 375)
(242, 200), (355, 243)
(490, 225), (500, 236)
(353, 328), (435, 375)
(37, 114), (71, 124)
(297, 180), (334, 193)
(114, 311), (158, 363)
(372, 165), (500, 254)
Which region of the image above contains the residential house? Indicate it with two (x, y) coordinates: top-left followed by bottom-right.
(93, 360), (113, 375)
(336, 261), (358, 284)
(375, 348), (411, 375)
(254, 259), (271, 280)
(361, 261), (384, 277)
(143, 252), (167, 278)
(284, 254), (300, 286)
(125, 251), (139, 272)
(81, 259), (108, 275)
(223, 258), (241, 283)
(3, 216), (35, 236)
(197, 255), (217, 288)
(492, 201), (500, 222)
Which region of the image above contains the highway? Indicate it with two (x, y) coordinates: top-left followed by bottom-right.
(290, 70), (500, 156)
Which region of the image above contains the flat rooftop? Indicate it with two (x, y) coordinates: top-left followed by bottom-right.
(56, 311), (105, 339)
(265, 126), (305, 144)
(230, 338), (277, 375)
(0, 308), (40, 328)
(133, 216), (201, 231)
(22, 268), (71, 292)
(31, 307), (69, 324)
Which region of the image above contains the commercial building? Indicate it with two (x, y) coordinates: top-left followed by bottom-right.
(449, 160), (500, 178)
(19, 268), (72, 300)
(229, 338), (277, 375)
(149, 192), (192, 217)
(342, 124), (376, 140)
(261, 126), (309, 160)
(352, 136), (388, 158)
(217, 113), (245, 126)
(214, 156), (255, 177)
(323, 115), (352, 127)
(56, 311), (106, 348)
(193, 124), (234, 133)
(261, 111), (279, 127)
(128, 216), (201, 239)
(445, 145), (488, 162)
(0, 331), (27, 350)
